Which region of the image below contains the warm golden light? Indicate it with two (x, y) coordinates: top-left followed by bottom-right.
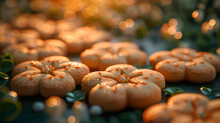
(74, 101), (82, 108)
(47, 96), (61, 107)
(168, 18), (178, 26)
(192, 10), (199, 19)
(167, 26), (177, 35)
(9, 91), (17, 98)
(68, 115), (76, 123)
(174, 32), (182, 39)
(209, 19), (216, 27)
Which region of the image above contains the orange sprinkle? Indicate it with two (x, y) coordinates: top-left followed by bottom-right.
(116, 77), (119, 81)
(127, 76), (130, 79)
(98, 85), (103, 88)
(98, 77), (102, 80)
(192, 62), (197, 65)
(31, 62), (35, 66)
(174, 62), (178, 67)
(68, 63), (71, 66)
(200, 61), (204, 64)
(47, 60), (51, 62)
(41, 68), (45, 71)
(49, 76), (52, 79)
(25, 65), (29, 69)
(33, 72), (36, 74)
(75, 66), (80, 69)
(64, 67), (68, 70)
(141, 82), (147, 85)
(122, 74), (125, 77)
(156, 77), (160, 80)
(165, 61), (170, 63)
(98, 72), (102, 75)
(138, 71), (142, 74)
(124, 66), (128, 69)
(21, 74), (28, 76)
(119, 75), (122, 78)
(143, 77), (148, 79)
(116, 68), (119, 71)
(150, 73), (153, 75)
(112, 86), (117, 93)
(157, 56), (161, 58)
(68, 71), (71, 74)
(30, 75), (34, 80)
(49, 65), (54, 71)
(59, 75), (64, 79)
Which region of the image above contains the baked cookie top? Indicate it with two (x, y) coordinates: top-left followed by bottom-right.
(2, 39), (67, 64)
(58, 26), (111, 54)
(11, 56), (90, 97)
(81, 64), (165, 112)
(143, 93), (220, 123)
(149, 48), (218, 83)
(80, 42), (147, 70)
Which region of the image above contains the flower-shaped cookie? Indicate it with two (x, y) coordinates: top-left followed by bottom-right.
(11, 56), (90, 97)
(2, 39), (67, 64)
(143, 93), (220, 123)
(81, 64), (165, 112)
(59, 26), (111, 54)
(149, 48), (219, 83)
(80, 42), (147, 71)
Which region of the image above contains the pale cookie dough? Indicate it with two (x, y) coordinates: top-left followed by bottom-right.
(11, 56), (90, 97)
(81, 64), (165, 112)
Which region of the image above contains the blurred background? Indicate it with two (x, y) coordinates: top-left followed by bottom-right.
(0, 0), (220, 54)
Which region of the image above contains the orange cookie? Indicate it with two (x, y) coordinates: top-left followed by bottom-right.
(80, 42), (147, 71)
(11, 56), (90, 97)
(81, 64), (165, 112)
(143, 93), (220, 123)
(59, 26), (111, 54)
(150, 48), (217, 83)
(2, 39), (67, 64)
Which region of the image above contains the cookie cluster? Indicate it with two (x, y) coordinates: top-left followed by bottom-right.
(150, 48), (219, 83)
(11, 56), (90, 97)
(81, 64), (165, 112)
(80, 42), (147, 70)
(143, 93), (220, 123)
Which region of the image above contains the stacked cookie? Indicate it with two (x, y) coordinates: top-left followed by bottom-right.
(80, 42), (147, 70)
(143, 93), (220, 123)
(149, 48), (219, 83)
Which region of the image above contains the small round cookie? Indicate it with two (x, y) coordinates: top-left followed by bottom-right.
(59, 26), (111, 54)
(80, 42), (147, 71)
(11, 56), (90, 97)
(81, 64), (165, 112)
(143, 93), (211, 123)
(2, 39), (67, 64)
(150, 48), (219, 83)
(206, 99), (220, 122)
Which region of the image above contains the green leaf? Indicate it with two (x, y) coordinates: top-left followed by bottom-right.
(200, 87), (220, 99)
(0, 72), (9, 88)
(163, 87), (184, 96)
(0, 59), (14, 73)
(211, 89), (220, 98)
(0, 53), (13, 61)
(200, 87), (212, 96)
(134, 64), (153, 69)
(65, 90), (86, 103)
(0, 98), (22, 122)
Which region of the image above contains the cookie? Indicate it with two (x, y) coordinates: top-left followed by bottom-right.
(59, 26), (111, 54)
(150, 48), (217, 83)
(81, 64), (165, 112)
(143, 93), (220, 123)
(11, 56), (90, 97)
(2, 39), (67, 64)
(11, 29), (40, 42)
(80, 42), (147, 70)
(0, 35), (17, 51)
